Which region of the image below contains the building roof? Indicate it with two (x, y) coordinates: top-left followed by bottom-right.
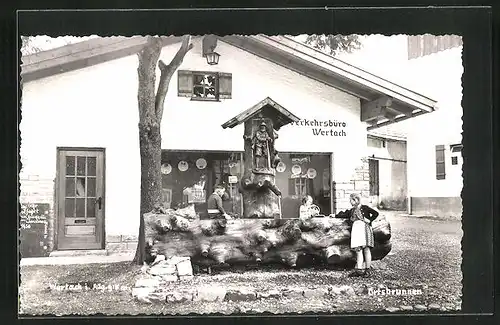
(21, 35), (438, 130)
(221, 97), (300, 130)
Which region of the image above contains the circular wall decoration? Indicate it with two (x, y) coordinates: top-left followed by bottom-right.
(196, 158), (207, 170)
(161, 163), (172, 175)
(276, 162), (286, 173)
(307, 168), (317, 179)
(178, 161), (189, 172)
(291, 164), (302, 175)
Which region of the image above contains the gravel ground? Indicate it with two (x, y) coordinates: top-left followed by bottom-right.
(19, 212), (462, 316)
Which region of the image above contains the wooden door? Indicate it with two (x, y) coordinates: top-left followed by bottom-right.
(57, 149), (105, 250)
(369, 159), (380, 196)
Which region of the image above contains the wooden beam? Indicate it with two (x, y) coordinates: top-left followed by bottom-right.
(390, 101), (415, 117)
(360, 96), (392, 122)
(382, 107), (400, 121)
(367, 109), (428, 130)
(384, 106), (409, 117)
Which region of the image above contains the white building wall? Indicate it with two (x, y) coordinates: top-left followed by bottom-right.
(20, 37), (366, 241)
(403, 47), (463, 199)
(337, 35), (463, 201)
(366, 137), (407, 209)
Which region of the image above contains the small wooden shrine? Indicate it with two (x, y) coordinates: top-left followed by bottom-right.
(221, 96), (300, 219)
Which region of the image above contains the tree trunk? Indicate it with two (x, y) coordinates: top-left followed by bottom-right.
(143, 209), (392, 269)
(133, 124), (162, 263)
(133, 36), (193, 264)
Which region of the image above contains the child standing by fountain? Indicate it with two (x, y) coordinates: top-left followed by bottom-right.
(348, 193), (379, 277)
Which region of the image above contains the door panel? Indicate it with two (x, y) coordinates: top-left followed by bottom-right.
(369, 159), (380, 196)
(57, 149), (104, 250)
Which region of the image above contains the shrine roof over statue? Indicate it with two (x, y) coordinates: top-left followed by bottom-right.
(221, 97), (300, 130)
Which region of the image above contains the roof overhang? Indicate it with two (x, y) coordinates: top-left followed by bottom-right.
(21, 36), (183, 82)
(219, 35), (438, 130)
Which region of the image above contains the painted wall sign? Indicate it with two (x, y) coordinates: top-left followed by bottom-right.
(228, 176), (238, 184)
(291, 118), (348, 137)
(276, 162), (286, 173)
(291, 165), (302, 175)
(161, 163), (172, 175)
(178, 161), (189, 172)
(307, 168), (317, 179)
(196, 158), (207, 170)
(20, 203), (50, 257)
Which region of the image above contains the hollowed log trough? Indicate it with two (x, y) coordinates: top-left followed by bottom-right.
(144, 208), (392, 268)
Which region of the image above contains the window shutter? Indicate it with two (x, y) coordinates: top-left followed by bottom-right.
(218, 72), (232, 99)
(178, 70), (193, 97)
(435, 145), (446, 180)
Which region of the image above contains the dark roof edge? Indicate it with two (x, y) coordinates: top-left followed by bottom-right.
(21, 36), (182, 83)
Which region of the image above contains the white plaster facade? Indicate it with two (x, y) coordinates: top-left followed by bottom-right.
(337, 35), (463, 217)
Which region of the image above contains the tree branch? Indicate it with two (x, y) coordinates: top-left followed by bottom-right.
(155, 35), (194, 122)
(137, 36), (163, 125)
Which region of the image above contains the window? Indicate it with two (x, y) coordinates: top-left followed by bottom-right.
(435, 145), (446, 180)
(450, 144), (462, 166)
(367, 137), (386, 148)
(450, 144), (463, 153)
(290, 176), (310, 196)
(178, 70), (232, 101)
(161, 150), (243, 216)
(193, 73), (217, 99)
(282, 153), (331, 217)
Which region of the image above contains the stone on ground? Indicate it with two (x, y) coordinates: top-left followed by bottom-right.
(257, 289), (281, 299)
(160, 274), (178, 282)
(152, 254), (166, 265)
(414, 304), (427, 311)
(148, 261), (176, 276)
(385, 307), (400, 313)
(193, 286), (226, 302)
(282, 288), (304, 299)
(225, 288), (257, 301)
(303, 288), (328, 299)
(176, 259), (193, 276)
(166, 291), (194, 303)
(330, 285), (355, 296)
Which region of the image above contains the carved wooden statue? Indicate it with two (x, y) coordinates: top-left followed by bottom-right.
(252, 122), (273, 169)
